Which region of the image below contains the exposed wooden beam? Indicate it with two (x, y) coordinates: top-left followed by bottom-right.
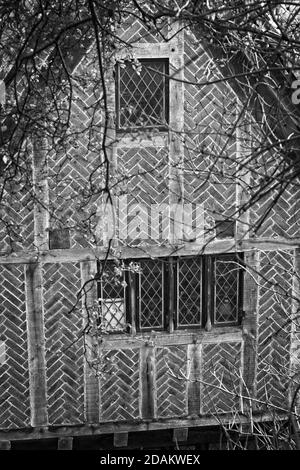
(32, 132), (49, 251)
(113, 432), (128, 448)
(168, 257), (175, 333)
(168, 23), (185, 247)
(57, 437), (73, 450)
(173, 427), (188, 443)
(141, 344), (155, 419)
(1, 238), (300, 265)
(0, 411), (285, 442)
(242, 250), (260, 407)
(0, 440), (11, 450)
(129, 271), (137, 335)
(95, 328), (243, 351)
(81, 260), (100, 424)
(187, 343), (201, 416)
(25, 263), (48, 427)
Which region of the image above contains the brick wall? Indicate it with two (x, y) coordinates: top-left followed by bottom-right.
(0, 264), (30, 429)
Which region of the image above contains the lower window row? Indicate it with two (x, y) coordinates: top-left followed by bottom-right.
(96, 254), (244, 333)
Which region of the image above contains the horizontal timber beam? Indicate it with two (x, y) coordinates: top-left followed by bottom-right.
(0, 238), (299, 264)
(0, 440), (11, 450)
(173, 428), (188, 442)
(98, 328), (242, 350)
(113, 432), (128, 448)
(57, 437), (73, 450)
(0, 412), (287, 443)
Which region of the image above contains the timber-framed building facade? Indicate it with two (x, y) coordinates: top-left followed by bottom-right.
(0, 14), (299, 450)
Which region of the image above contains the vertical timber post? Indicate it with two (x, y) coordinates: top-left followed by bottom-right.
(57, 437), (73, 450)
(141, 343), (155, 419)
(25, 262), (48, 426)
(81, 260), (100, 423)
(290, 248), (300, 430)
(32, 132), (49, 252)
(169, 23), (184, 244)
(242, 250), (260, 412)
(236, 110), (251, 241)
(187, 341), (201, 416)
(129, 270), (137, 335)
(25, 133), (49, 427)
(168, 257), (175, 333)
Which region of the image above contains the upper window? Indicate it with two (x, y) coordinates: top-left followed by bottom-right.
(115, 58), (169, 131)
(97, 254), (243, 334)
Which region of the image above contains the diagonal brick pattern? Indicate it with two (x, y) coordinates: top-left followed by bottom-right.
(0, 184), (34, 253)
(201, 342), (242, 414)
(100, 348), (140, 421)
(117, 147), (169, 245)
(0, 264), (31, 429)
(47, 139), (104, 250)
(183, 32), (237, 240)
(243, 124), (300, 239)
(116, 17), (168, 44)
(47, 47), (106, 250)
(156, 346), (188, 418)
(256, 250), (294, 410)
(43, 262), (84, 425)
(254, 182), (300, 238)
(47, 24), (171, 250)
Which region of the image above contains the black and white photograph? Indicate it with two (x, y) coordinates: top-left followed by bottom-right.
(0, 0), (299, 458)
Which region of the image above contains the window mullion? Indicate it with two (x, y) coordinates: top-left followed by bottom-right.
(128, 270), (137, 335)
(167, 257), (175, 333)
(205, 256), (213, 331)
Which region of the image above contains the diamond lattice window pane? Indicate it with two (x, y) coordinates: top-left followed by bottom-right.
(100, 299), (126, 332)
(139, 259), (164, 329)
(214, 258), (239, 324)
(117, 59), (168, 130)
(177, 257), (202, 326)
(98, 262), (126, 332)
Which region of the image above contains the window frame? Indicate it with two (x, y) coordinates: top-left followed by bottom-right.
(97, 254), (244, 334)
(135, 257), (166, 332)
(115, 58), (169, 132)
(97, 261), (130, 334)
(209, 254), (244, 328)
(175, 256), (203, 330)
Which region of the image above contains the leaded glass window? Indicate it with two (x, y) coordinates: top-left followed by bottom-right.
(98, 262), (127, 332)
(138, 258), (164, 330)
(177, 257), (202, 327)
(213, 256), (241, 325)
(97, 254), (242, 333)
(116, 59), (169, 131)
